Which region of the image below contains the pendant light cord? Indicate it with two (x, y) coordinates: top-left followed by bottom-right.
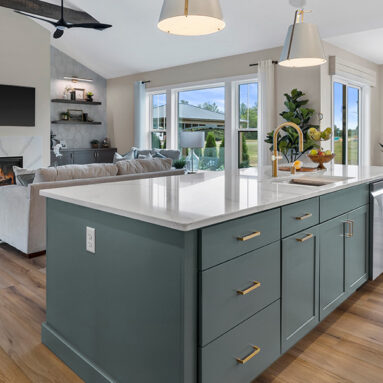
(184, 0), (189, 17)
(287, 10), (299, 61)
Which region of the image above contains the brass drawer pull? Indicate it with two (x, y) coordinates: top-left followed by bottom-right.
(236, 345), (261, 364)
(295, 213), (312, 221)
(237, 231), (261, 242)
(296, 233), (313, 243)
(237, 281), (261, 296)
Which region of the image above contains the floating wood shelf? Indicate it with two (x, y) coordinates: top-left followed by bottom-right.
(51, 99), (102, 106)
(51, 120), (102, 125)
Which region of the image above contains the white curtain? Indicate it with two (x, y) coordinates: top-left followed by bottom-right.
(258, 60), (276, 166)
(134, 81), (147, 148)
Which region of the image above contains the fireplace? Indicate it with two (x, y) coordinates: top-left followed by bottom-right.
(0, 157), (23, 186)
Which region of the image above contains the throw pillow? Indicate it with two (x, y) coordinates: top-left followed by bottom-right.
(13, 166), (36, 186)
(135, 149), (154, 159)
(138, 153), (153, 160)
(159, 149), (181, 161)
(113, 148), (136, 163)
(17, 173), (35, 186)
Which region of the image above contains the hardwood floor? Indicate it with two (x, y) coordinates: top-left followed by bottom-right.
(0, 242), (382, 383)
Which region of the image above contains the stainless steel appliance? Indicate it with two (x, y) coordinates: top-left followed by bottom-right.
(370, 180), (383, 280)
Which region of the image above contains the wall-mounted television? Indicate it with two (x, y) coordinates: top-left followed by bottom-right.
(0, 85), (35, 126)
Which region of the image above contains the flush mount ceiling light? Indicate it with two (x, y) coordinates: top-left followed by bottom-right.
(158, 0), (225, 36)
(279, 7), (326, 68)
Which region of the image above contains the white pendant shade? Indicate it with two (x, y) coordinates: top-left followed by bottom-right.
(279, 22), (326, 67)
(158, 0), (225, 36)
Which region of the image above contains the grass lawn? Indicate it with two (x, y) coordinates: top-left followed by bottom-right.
(334, 138), (358, 165)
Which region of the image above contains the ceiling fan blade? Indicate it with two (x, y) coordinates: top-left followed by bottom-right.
(14, 10), (58, 27)
(53, 28), (65, 39)
(67, 23), (112, 30)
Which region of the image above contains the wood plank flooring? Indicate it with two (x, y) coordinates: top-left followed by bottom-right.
(0, 242), (382, 383)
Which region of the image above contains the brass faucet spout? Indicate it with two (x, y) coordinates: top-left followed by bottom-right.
(272, 122), (304, 177)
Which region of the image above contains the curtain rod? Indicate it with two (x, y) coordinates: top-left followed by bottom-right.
(249, 61), (278, 67)
(142, 80), (151, 84)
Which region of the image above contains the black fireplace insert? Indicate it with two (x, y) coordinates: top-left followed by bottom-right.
(0, 157), (23, 186)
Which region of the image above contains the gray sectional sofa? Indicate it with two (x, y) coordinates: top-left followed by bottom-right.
(0, 158), (184, 256)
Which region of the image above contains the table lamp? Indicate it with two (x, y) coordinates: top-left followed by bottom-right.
(180, 131), (205, 173)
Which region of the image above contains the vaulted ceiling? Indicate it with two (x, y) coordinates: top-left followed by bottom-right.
(12, 0), (383, 79)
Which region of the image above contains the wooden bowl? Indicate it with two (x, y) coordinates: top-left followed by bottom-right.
(308, 154), (336, 170)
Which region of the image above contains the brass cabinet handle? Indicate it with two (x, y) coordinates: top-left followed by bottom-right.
(237, 231), (261, 242)
(237, 281), (261, 296)
(296, 233), (313, 243)
(295, 213), (312, 221)
(343, 220), (353, 238)
(236, 345), (261, 364)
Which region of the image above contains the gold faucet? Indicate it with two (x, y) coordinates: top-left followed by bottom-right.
(272, 122), (304, 177)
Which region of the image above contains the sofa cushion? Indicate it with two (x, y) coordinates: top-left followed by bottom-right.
(116, 158), (172, 175)
(138, 158), (172, 173)
(13, 166), (36, 186)
(57, 164), (118, 181)
(158, 149), (180, 161)
(33, 167), (58, 183)
(33, 164), (118, 183)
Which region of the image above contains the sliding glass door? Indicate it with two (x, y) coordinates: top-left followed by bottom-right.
(333, 81), (361, 165)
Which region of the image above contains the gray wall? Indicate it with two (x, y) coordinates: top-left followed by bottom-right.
(51, 47), (107, 149)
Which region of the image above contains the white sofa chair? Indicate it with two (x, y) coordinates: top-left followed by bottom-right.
(0, 160), (184, 256)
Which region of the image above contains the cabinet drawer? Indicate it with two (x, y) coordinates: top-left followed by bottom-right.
(200, 301), (280, 383)
(281, 197), (319, 237)
(200, 209), (280, 270)
(320, 184), (369, 222)
(200, 242), (280, 346)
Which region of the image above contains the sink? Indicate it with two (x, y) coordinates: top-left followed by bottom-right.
(273, 175), (353, 187)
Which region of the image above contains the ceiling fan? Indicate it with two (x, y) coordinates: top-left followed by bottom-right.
(14, 0), (112, 39)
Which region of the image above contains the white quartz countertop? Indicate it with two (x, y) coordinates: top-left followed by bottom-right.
(40, 165), (383, 231)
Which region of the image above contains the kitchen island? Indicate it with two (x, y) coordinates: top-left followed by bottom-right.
(40, 165), (383, 383)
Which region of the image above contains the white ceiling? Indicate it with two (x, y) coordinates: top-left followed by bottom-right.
(326, 28), (383, 65)
(26, 0), (383, 79)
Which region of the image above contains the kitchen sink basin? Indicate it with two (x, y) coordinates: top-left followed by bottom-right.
(273, 175), (353, 187)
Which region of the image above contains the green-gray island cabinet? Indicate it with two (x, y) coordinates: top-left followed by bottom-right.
(39, 171), (376, 383)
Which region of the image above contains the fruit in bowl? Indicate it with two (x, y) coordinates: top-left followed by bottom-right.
(308, 150), (335, 170)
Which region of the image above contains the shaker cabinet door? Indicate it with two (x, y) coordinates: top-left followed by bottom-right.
(282, 227), (319, 352)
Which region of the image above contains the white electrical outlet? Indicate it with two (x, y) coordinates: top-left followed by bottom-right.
(86, 227), (96, 254)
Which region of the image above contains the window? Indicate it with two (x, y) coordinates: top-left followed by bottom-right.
(150, 93), (167, 149)
(177, 86), (225, 171)
(238, 82), (258, 168)
(333, 82), (361, 165)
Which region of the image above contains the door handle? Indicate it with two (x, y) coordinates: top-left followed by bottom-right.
(237, 231), (261, 242)
(296, 233), (313, 243)
(343, 220), (353, 238)
(295, 213), (312, 221)
(236, 345), (261, 364)
(237, 281), (261, 296)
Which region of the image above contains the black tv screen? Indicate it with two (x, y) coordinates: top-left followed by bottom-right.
(0, 85), (35, 126)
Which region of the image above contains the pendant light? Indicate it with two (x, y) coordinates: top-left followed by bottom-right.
(158, 0), (225, 36)
(279, 9), (326, 67)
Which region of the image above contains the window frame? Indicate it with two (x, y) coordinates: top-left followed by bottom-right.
(146, 73), (259, 170)
(332, 76), (363, 166)
(147, 91), (168, 150)
(234, 79), (259, 168)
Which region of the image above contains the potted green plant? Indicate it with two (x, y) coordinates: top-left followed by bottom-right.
(87, 92), (94, 102)
(173, 158), (187, 170)
(90, 139), (99, 149)
(265, 89), (319, 163)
